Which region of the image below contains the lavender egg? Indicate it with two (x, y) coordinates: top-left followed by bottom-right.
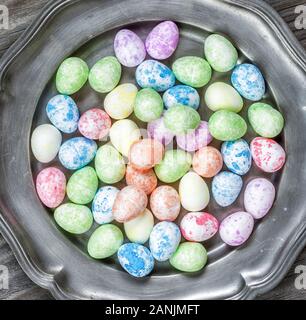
(147, 117), (175, 146)
(163, 85), (200, 110)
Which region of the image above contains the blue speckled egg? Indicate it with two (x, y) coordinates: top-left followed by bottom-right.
(149, 221), (181, 262)
(92, 186), (119, 225)
(221, 139), (252, 175)
(212, 171), (243, 207)
(59, 137), (97, 170)
(163, 85), (200, 110)
(46, 95), (79, 133)
(136, 60), (176, 92)
(117, 243), (154, 277)
(231, 64), (265, 101)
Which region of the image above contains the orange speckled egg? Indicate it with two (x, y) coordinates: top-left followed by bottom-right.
(193, 146), (223, 178)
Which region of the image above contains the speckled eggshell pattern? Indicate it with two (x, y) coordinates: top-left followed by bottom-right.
(147, 117), (174, 146)
(163, 85), (200, 110)
(126, 165), (157, 195)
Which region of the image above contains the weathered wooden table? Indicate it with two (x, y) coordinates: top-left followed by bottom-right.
(0, 0), (305, 300)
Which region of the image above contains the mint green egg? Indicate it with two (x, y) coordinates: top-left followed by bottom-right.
(209, 110), (247, 141)
(164, 105), (201, 134)
(89, 56), (121, 93)
(67, 166), (98, 205)
(248, 102), (284, 138)
(134, 88), (163, 122)
(155, 149), (192, 183)
(88, 224), (124, 259)
(172, 56), (212, 88)
(170, 242), (207, 272)
(204, 34), (238, 72)
(56, 57), (89, 95)
(95, 144), (126, 184)
(54, 203), (93, 234)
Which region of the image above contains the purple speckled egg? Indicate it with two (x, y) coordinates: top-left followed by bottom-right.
(145, 21), (179, 60)
(114, 29), (146, 67)
(219, 211), (254, 246)
(147, 117), (174, 146)
(176, 121), (213, 152)
(244, 178), (275, 219)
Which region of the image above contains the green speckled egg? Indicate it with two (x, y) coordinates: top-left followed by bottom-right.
(164, 105), (201, 134)
(54, 203), (93, 234)
(95, 144), (126, 184)
(209, 110), (247, 141)
(248, 102), (284, 138)
(170, 242), (207, 272)
(172, 56), (212, 88)
(67, 166), (98, 205)
(155, 149), (192, 183)
(56, 57), (89, 95)
(89, 56), (121, 93)
(88, 224), (124, 259)
(204, 34), (238, 72)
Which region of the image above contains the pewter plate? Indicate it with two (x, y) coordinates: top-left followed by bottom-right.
(0, 0), (306, 300)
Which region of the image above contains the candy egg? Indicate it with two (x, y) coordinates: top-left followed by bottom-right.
(192, 146), (223, 178)
(78, 108), (111, 140)
(88, 56), (121, 93)
(204, 34), (238, 72)
(46, 95), (79, 133)
(88, 224), (123, 259)
(126, 165), (157, 195)
(114, 29), (146, 67)
(248, 102), (284, 138)
(36, 167), (66, 208)
(170, 242), (207, 272)
(204, 82), (243, 113)
(244, 178), (276, 219)
(145, 21), (179, 60)
(219, 211), (254, 246)
(104, 83), (138, 120)
(147, 117), (174, 146)
(149, 221), (181, 261)
(172, 56), (212, 88)
(109, 119), (141, 157)
(221, 139), (252, 175)
(59, 137), (97, 170)
(155, 149), (192, 183)
(231, 63), (266, 101)
(208, 110), (247, 141)
(134, 88), (163, 122)
(124, 209), (154, 244)
(212, 171), (243, 207)
(251, 137), (286, 173)
(176, 121), (213, 152)
(92, 186), (119, 224)
(180, 212), (219, 242)
(117, 243), (154, 277)
(136, 60), (176, 92)
(54, 203), (93, 234)
(150, 185), (181, 221)
(179, 172), (210, 212)
(113, 186), (148, 223)
(163, 85), (200, 110)
(56, 57), (89, 95)
(66, 166), (98, 205)
(95, 144), (126, 184)
(164, 105), (201, 134)
(31, 124), (62, 163)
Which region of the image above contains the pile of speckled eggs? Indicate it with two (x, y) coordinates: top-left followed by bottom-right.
(31, 21), (286, 277)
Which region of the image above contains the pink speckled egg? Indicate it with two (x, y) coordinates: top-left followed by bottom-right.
(36, 167), (66, 208)
(219, 211), (254, 246)
(150, 186), (180, 221)
(147, 117), (174, 146)
(145, 21), (179, 60)
(244, 178), (276, 219)
(126, 165), (157, 195)
(251, 137), (286, 173)
(114, 29), (146, 67)
(176, 121), (213, 152)
(78, 108), (111, 140)
(180, 212), (219, 242)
